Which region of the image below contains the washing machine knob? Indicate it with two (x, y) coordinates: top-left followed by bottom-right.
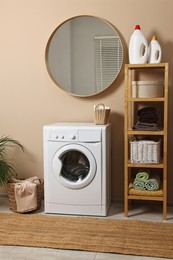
(71, 134), (76, 140)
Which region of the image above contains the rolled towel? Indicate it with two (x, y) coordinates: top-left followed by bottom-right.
(136, 170), (150, 181)
(145, 175), (160, 191)
(133, 179), (146, 190)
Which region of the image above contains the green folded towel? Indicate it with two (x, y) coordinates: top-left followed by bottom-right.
(145, 175), (160, 191)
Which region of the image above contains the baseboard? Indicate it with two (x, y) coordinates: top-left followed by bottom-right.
(1, 192), (173, 208)
(112, 197), (173, 207)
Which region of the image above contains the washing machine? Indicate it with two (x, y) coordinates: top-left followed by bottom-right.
(43, 123), (111, 216)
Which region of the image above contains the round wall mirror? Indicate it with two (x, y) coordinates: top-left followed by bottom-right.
(45, 15), (124, 97)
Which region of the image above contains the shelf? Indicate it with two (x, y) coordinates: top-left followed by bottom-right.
(127, 129), (164, 135)
(126, 63), (167, 69)
(127, 161), (164, 168)
(127, 195), (163, 201)
(127, 97), (165, 102)
(124, 63), (168, 221)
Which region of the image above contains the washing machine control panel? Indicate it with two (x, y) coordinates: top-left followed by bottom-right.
(49, 130), (78, 142)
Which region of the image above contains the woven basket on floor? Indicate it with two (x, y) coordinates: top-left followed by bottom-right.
(6, 179), (44, 213)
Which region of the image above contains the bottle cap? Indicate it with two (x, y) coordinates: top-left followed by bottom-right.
(152, 35), (156, 41)
(135, 25), (141, 30)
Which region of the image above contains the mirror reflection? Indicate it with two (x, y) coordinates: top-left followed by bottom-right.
(45, 16), (123, 97)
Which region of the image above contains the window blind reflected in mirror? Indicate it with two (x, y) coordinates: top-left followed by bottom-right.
(95, 36), (123, 92)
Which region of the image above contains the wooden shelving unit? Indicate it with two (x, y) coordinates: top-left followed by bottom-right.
(124, 63), (168, 221)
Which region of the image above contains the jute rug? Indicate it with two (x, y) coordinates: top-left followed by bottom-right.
(0, 213), (173, 259)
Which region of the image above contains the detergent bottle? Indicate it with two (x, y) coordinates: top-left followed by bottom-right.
(148, 35), (162, 63)
(129, 25), (148, 64)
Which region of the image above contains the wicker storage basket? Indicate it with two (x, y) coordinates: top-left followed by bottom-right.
(130, 138), (161, 164)
(94, 103), (111, 125)
(7, 179), (44, 213)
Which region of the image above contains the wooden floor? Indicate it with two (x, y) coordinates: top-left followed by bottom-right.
(0, 195), (173, 260)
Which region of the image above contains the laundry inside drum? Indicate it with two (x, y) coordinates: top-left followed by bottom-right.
(60, 151), (90, 182)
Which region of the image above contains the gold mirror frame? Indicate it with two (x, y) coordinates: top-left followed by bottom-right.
(45, 15), (124, 97)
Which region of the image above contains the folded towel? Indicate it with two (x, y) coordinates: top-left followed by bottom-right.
(139, 116), (158, 123)
(132, 121), (159, 131)
(134, 106), (159, 131)
(137, 107), (157, 117)
(145, 175), (160, 191)
(14, 176), (40, 213)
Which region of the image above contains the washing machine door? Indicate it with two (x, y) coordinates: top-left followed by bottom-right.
(52, 144), (96, 189)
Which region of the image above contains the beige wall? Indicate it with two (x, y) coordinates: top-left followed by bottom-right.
(0, 0), (173, 200)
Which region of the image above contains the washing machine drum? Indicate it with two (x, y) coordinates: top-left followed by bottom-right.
(52, 144), (96, 189)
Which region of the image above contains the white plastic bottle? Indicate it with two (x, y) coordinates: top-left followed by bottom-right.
(129, 25), (148, 64)
(148, 35), (162, 64)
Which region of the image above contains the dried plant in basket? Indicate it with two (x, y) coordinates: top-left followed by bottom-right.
(0, 136), (23, 185)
